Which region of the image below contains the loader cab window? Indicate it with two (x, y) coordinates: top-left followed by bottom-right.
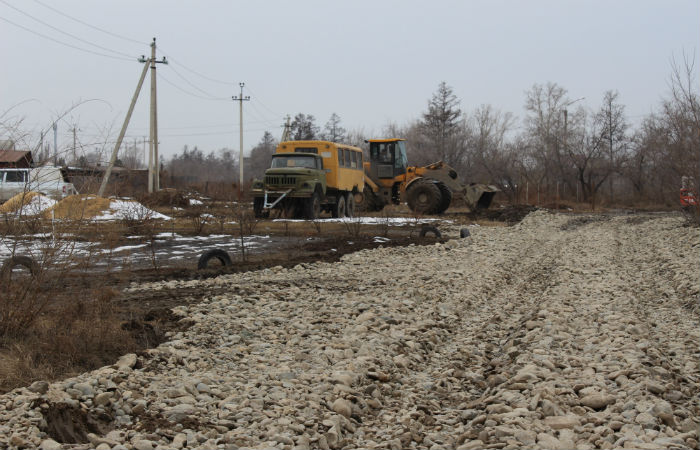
(394, 141), (407, 172)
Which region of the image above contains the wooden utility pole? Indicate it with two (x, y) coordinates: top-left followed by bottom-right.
(232, 83), (250, 199)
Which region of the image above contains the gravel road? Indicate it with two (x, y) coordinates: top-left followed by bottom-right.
(1, 210), (698, 450)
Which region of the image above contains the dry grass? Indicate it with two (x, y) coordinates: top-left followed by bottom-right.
(0, 287), (141, 393)
(43, 195), (112, 220)
(0, 191), (43, 214)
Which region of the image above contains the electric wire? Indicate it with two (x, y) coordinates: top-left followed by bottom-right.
(0, 0), (136, 59)
(158, 46), (239, 86)
(0, 15), (134, 61)
(166, 63), (229, 100)
(158, 72), (229, 102)
(30, 0), (146, 45)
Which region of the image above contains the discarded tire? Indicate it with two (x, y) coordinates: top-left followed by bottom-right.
(460, 228), (471, 238)
(419, 225), (442, 238)
(197, 249), (233, 270)
(1, 255), (39, 281)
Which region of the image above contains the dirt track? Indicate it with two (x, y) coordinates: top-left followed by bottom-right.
(0, 211), (698, 449)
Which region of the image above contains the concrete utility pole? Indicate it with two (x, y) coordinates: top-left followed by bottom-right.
(148, 38), (168, 192)
(71, 126), (78, 165)
(98, 57), (150, 197)
(52, 122), (57, 165)
(232, 83), (250, 199)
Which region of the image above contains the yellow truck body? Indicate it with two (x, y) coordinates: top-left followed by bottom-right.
(275, 140), (364, 193)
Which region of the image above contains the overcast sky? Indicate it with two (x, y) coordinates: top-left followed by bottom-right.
(1, 0), (698, 163)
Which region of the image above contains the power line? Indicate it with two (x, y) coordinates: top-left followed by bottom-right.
(166, 63), (228, 99)
(30, 0), (145, 45)
(158, 46), (239, 86)
(158, 72), (228, 102)
(0, 15), (133, 61)
(0, 0), (135, 59)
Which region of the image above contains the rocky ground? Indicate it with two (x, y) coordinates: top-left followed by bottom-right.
(1, 210), (698, 450)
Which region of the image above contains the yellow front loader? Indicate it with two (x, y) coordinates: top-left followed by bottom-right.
(358, 138), (498, 214)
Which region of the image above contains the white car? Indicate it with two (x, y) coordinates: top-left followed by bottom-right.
(0, 166), (78, 202)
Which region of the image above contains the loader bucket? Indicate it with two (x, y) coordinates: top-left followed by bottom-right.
(464, 183), (499, 211)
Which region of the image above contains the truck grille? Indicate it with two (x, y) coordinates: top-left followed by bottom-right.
(265, 175), (297, 186)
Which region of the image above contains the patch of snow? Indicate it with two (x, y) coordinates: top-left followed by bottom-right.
(92, 200), (170, 221)
(189, 199), (203, 205)
(108, 244), (149, 253)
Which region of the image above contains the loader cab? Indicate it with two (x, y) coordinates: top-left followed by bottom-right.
(367, 139), (407, 179)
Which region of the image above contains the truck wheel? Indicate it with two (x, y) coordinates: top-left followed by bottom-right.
(435, 182), (452, 214)
(197, 249), (232, 270)
(407, 180), (441, 214)
(332, 195), (346, 218)
(253, 197), (268, 218)
(345, 193), (355, 217)
(304, 191), (322, 220)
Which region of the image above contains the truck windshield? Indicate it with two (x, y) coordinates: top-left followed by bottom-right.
(271, 155), (319, 169)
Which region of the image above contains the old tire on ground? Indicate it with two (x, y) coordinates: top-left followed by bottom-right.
(345, 192), (355, 217)
(332, 195), (346, 218)
(419, 225), (441, 238)
(1, 255), (39, 281)
(460, 228), (471, 238)
(435, 182), (453, 214)
(304, 191), (322, 220)
(407, 180), (441, 214)
(197, 249), (233, 270)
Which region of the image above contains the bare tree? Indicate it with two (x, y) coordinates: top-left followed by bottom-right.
(594, 90), (629, 202)
(320, 113), (346, 142)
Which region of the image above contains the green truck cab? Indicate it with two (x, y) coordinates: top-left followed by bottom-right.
(252, 152), (328, 219)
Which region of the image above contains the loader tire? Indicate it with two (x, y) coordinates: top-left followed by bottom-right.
(435, 182), (453, 214)
(1, 255), (39, 281)
(407, 180), (441, 214)
(198, 249), (232, 270)
(419, 225), (441, 238)
(359, 185), (385, 212)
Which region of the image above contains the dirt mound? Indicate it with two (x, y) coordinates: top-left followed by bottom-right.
(139, 189), (189, 208)
(43, 195), (111, 220)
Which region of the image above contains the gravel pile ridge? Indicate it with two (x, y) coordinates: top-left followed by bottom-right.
(1, 210), (698, 450)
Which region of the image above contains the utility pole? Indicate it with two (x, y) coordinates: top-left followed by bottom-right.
(71, 126), (78, 165)
(281, 115), (291, 142)
(148, 38), (168, 192)
(98, 57), (150, 197)
(232, 83), (250, 199)
(52, 122), (57, 165)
